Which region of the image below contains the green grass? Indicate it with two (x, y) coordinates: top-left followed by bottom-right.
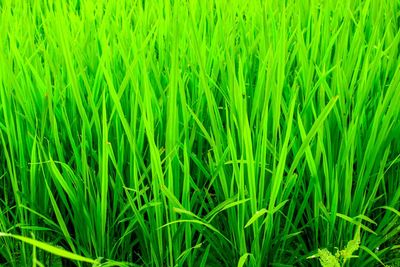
(0, 0), (400, 266)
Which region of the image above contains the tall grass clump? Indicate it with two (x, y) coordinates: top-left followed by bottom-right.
(0, 0), (400, 266)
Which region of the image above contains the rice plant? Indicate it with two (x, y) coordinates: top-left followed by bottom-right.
(0, 0), (399, 266)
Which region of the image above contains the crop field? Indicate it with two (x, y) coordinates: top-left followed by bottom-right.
(0, 0), (400, 266)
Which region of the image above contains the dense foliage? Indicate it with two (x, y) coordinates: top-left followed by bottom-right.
(0, 0), (399, 266)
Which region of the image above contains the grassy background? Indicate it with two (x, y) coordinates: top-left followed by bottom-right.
(0, 0), (400, 266)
